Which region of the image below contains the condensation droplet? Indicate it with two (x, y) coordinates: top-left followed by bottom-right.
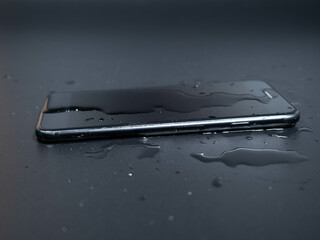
(61, 226), (68, 233)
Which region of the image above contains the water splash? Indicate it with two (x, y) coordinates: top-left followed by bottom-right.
(191, 148), (307, 167)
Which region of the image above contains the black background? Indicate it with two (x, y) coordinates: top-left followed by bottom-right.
(1, 1), (320, 239)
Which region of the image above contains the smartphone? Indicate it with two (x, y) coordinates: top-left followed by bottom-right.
(36, 80), (299, 142)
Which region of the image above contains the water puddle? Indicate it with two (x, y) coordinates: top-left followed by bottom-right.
(191, 148), (307, 167)
(85, 138), (160, 159)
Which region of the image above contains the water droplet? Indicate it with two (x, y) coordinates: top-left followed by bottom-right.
(65, 80), (75, 85)
(79, 200), (85, 208)
(191, 148), (308, 167)
(272, 134), (288, 139)
(212, 177), (223, 187)
(61, 226), (68, 233)
(137, 145), (161, 159)
(85, 117), (94, 121)
(85, 149), (106, 159)
(138, 196), (146, 201)
(168, 215), (174, 221)
(67, 179), (72, 183)
(297, 126), (312, 134)
(4, 74), (12, 80)
(245, 136), (252, 140)
(128, 172), (133, 177)
(193, 82), (200, 88)
(187, 191), (192, 196)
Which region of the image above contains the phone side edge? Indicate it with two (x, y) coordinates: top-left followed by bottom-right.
(35, 97), (57, 143)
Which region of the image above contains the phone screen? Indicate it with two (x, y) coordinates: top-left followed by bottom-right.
(39, 81), (296, 132)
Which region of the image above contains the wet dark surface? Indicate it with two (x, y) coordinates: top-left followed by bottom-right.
(1, 1), (320, 240)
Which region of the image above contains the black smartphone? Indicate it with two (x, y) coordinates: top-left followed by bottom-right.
(36, 80), (299, 142)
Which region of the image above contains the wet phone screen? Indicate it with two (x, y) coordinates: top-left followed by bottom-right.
(36, 80), (299, 142)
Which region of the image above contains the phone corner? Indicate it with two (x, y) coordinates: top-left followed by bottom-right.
(35, 126), (56, 143)
(288, 109), (300, 125)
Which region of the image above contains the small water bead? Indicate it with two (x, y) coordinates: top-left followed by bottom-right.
(138, 196), (146, 201)
(4, 74), (12, 80)
(79, 200), (85, 208)
(85, 117), (94, 121)
(212, 177), (223, 187)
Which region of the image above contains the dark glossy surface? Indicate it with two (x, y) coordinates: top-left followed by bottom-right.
(1, 1), (320, 240)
